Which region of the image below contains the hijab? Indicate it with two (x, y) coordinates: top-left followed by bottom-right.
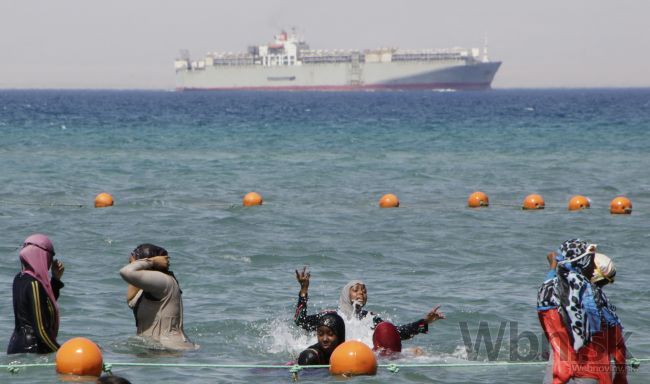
(338, 280), (364, 320)
(298, 312), (346, 365)
(19, 234), (59, 334)
(318, 312), (346, 344)
(555, 239), (599, 351)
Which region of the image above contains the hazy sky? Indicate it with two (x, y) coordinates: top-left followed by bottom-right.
(1, 0), (648, 89)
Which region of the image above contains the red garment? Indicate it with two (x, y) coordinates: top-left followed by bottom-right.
(576, 329), (611, 383)
(540, 310), (628, 384)
(538, 309), (579, 384)
(575, 323), (627, 384)
(607, 324), (627, 384)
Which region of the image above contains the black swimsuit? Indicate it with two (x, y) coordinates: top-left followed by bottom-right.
(298, 343), (331, 365)
(7, 273), (63, 354)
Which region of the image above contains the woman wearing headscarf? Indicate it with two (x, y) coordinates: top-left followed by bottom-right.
(579, 253), (627, 384)
(537, 240), (627, 384)
(7, 234), (64, 354)
(294, 267), (444, 342)
(120, 243), (197, 351)
(297, 312), (345, 365)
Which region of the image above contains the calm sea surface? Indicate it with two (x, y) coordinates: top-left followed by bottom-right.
(1, 89), (649, 383)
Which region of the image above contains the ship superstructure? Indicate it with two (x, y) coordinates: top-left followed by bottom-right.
(175, 30), (501, 91)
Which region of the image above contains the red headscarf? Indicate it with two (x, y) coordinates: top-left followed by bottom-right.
(19, 234), (59, 335)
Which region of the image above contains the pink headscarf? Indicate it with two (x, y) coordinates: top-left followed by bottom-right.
(19, 234), (59, 334)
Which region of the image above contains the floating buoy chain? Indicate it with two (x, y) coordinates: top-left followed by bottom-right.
(0, 200), (84, 208)
(5, 362), (55, 374)
(1, 358), (646, 376)
(385, 363), (400, 373)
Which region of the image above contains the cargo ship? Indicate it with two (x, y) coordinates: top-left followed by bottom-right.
(174, 30), (501, 91)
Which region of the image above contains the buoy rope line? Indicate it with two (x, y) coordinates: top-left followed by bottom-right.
(0, 199), (629, 211)
(0, 200), (85, 207)
(2, 358), (646, 375)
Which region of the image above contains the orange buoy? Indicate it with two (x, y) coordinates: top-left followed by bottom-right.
(329, 340), (377, 376)
(55, 337), (103, 377)
(568, 195), (590, 211)
(94, 192), (114, 208)
(522, 194), (545, 210)
(378, 193), (399, 208)
(242, 192), (263, 207)
(610, 196), (632, 214)
(467, 191), (489, 208)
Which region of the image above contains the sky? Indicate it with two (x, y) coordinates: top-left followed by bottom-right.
(1, 0), (649, 89)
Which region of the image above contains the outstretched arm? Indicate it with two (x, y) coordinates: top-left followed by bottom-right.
(424, 305), (445, 323)
(393, 306), (445, 340)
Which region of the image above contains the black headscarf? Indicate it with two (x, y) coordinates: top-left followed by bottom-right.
(318, 312), (346, 342)
(298, 312), (346, 365)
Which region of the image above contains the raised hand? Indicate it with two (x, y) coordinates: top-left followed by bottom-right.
(424, 305), (445, 323)
(547, 252), (558, 269)
(295, 266), (310, 297)
(149, 255), (170, 272)
(51, 259), (65, 280)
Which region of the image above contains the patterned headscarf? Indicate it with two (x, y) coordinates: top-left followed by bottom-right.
(19, 234), (59, 335)
(555, 239), (599, 351)
(338, 280), (365, 320)
(557, 239), (593, 273)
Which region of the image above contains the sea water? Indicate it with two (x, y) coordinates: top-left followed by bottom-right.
(0, 89), (649, 383)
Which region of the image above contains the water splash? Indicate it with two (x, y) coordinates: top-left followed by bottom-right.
(338, 310), (375, 347)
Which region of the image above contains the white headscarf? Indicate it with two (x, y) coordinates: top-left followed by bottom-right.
(338, 280), (365, 320)
(591, 253), (616, 284)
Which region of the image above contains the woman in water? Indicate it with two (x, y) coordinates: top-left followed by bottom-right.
(297, 312), (345, 365)
(8, 234), (64, 354)
(294, 267), (444, 341)
(537, 239), (627, 384)
(120, 243), (196, 350)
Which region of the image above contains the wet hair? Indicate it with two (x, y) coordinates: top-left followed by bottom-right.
(96, 375), (132, 384)
(130, 243), (167, 261)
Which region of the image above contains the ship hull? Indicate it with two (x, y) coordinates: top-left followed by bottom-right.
(176, 61), (501, 91)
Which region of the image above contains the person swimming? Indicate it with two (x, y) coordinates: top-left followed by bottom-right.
(297, 312), (345, 365)
(294, 267), (444, 345)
